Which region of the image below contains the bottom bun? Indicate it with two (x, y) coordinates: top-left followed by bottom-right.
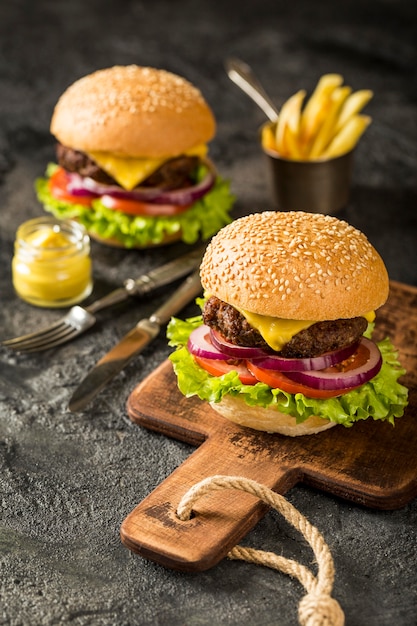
(89, 230), (183, 249)
(209, 395), (337, 436)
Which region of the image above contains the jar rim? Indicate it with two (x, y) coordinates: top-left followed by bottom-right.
(15, 216), (90, 253)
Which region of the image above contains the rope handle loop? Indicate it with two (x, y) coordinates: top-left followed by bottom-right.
(177, 475), (344, 626)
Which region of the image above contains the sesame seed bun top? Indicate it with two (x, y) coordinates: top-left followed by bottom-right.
(50, 65), (216, 158)
(200, 211), (389, 320)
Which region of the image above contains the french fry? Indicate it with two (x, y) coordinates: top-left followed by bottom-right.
(262, 74), (372, 161)
(299, 74), (343, 150)
(308, 86), (352, 159)
(274, 89), (306, 158)
(261, 123), (277, 152)
(321, 114), (372, 159)
(334, 89), (373, 133)
(281, 123), (304, 159)
(262, 121), (302, 159)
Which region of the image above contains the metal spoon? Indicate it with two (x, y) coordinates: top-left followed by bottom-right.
(225, 57), (279, 122)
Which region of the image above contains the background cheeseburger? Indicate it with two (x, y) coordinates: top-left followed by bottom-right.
(167, 211), (408, 436)
(36, 65), (234, 248)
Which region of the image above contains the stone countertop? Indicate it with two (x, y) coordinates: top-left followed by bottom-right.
(1, 1), (416, 625)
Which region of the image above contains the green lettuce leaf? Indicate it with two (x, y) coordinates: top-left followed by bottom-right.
(167, 315), (409, 427)
(35, 163), (235, 248)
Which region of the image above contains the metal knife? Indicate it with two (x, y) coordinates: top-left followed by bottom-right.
(68, 270), (202, 412)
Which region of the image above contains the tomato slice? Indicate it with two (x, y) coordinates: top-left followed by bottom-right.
(193, 355), (258, 386)
(101, 194), (191, 217)
(246, 361), (356, 398)
(49, 168), (94, 206)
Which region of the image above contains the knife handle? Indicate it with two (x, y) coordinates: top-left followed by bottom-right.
(149, 271), (202, 327)
(124, 246), (205, 296)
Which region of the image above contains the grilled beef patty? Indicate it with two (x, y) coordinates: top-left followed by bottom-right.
(56, 143), (199, 189)
(203, 296), (368, 359)
(56, 143), (116, 184)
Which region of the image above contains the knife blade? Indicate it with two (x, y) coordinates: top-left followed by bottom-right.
(68, 270), (202, 412)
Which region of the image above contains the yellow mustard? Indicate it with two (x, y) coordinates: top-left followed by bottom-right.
(12, 217), (93, 308)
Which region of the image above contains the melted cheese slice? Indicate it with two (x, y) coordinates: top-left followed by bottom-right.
(86, 144), (208, 190)
(239, 308), (376, 351)
(240, 310), (314, 351)
(364, 311), (375, 323)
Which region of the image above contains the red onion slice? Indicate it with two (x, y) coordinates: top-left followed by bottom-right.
(210, 328), (359, 371)
(64, 172), (100, 198)
(284, 338), (382, 390)
(253, 341), (359, 372)
(187, 325), (231, 360)
(210, 329), (269, 359)
(66, 159), (216, 206)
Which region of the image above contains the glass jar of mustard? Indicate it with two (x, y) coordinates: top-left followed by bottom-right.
(12, 217), (93, 308)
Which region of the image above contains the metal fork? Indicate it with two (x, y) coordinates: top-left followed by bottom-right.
(2, 246), (204, 353)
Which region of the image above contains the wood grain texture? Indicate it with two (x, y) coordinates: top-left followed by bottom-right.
(121, 280), (417, 571)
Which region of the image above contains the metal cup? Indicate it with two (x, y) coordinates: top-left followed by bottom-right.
(264, 147), (354, 215)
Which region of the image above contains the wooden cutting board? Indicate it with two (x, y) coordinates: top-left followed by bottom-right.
(121, 280), (417, 572)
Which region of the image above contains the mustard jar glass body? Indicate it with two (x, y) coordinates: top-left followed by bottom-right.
(12, 217), (93, 308)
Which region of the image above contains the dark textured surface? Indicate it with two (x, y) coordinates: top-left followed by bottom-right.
(1, 1), (416, 625)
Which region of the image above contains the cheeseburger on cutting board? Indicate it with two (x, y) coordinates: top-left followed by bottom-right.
(168, 211), (408, 436)
(36, 65), (234, 248)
